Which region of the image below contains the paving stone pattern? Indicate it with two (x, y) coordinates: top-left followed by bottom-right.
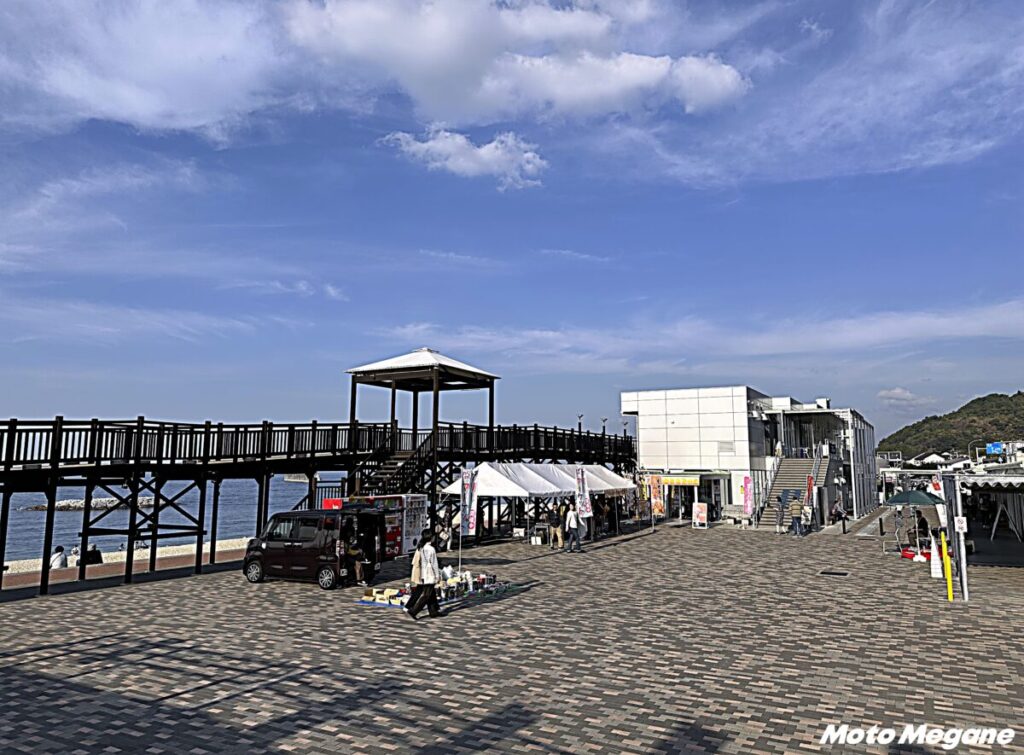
(1, 526), (1023, 754)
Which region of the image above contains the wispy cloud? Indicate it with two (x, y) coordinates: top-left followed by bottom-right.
(380, 298), (1024, 376)
(540, 248), (611, 264)
(324, 283), (349, 301)
(0, 293), (260, 345)
(419, 249), (504, 268)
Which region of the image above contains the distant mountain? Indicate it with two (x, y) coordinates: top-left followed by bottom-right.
(878, 391), (1024, 458)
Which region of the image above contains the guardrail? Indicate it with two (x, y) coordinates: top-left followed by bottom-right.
(1, 417), (634, 471)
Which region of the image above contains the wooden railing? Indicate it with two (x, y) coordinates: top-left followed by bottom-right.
(0, 417), (635, 471)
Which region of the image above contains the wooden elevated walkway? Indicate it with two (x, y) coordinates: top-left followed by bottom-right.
(0, 416), (635, 595)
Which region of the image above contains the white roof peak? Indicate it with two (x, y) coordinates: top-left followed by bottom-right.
(347, 348), (499, 378)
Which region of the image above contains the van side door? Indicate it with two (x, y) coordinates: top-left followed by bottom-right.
(263, 516), (295, 575)
(288, 515), (323, 577)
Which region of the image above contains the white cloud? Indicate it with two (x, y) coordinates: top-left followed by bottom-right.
(0, 0), (284, 136)
(324, 284), (349, 301)
(384, 129), (548, 189)
(877, 387), (936, 413)
(286, 0), (747, 123)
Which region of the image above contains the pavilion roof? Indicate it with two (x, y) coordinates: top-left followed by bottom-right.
(347, 347), (498, 390)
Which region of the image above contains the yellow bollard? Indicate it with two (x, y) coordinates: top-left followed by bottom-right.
(941, 531), (953, 603)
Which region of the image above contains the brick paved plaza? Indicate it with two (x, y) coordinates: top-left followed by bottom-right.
(2, 526), (1023, 754)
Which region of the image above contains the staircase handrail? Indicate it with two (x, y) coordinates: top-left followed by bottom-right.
(754, 455), (781, 527)
(381, 431), (436, 495)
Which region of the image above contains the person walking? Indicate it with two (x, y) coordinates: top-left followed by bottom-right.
(774, 495), (786, 535)
(548, 504), (564, 550)
(564, 503), (582, 553)
(405, 529), (441, 620)
(788, 494), (804, 537)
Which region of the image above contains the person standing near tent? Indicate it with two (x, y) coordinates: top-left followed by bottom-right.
(406, 529), (441, 620)
(564, 503), (583, 553)
(547, 504), (564, 550)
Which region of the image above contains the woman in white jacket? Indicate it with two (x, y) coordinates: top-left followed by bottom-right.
(406, 529), (441, 620)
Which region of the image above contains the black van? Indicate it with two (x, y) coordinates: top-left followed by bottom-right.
(243, 508), (386, 589)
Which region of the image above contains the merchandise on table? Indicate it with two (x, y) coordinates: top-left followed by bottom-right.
(355, 571), (511, 608)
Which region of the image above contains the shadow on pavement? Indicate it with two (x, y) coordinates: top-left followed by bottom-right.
(0, 559), (244, 604)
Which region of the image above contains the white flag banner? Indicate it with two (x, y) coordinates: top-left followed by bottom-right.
(575, 465), (593, 518)
(461, 469), (477, 535)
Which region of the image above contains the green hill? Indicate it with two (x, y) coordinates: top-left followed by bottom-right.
(878, 391), (1024, 458)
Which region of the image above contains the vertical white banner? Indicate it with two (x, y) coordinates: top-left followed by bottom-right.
(461, 468), (477, 535)
(575, 465), (593, 518)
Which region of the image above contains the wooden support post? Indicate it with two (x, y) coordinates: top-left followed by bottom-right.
(488, 381), (495, 452)
(256, 473), (267, 537)
(412, 390), (419, 440)
(209, 478), (221, 564)
(0, 487), (11, 591)
(124, 416), (144, 585)
(431, 368), (440, 529)
(194, 420), (212, 573)
(307, 471), (317, 511)
(149, 478), (163, 572)
(349, 378), (358, 452)
(39, 415), (64, 596)
(77, 479), (94, 581)
(390, 381), (398, 452)
(124, 476), (141, 584)
(194, 476), (207, 575)
(0, 418), (16, 591)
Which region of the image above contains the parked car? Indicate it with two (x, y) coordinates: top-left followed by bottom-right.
(243, 508), (386, 589)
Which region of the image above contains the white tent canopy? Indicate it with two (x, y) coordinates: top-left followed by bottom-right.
(441, 462), (634, 498)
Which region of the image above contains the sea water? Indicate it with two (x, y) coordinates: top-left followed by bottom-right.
(2, 476), (339, 562)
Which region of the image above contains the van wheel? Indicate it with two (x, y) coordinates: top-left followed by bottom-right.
(245, 561), (264, 584)
(317, 566), (337, 590)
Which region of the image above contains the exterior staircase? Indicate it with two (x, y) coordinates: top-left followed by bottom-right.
(766, 458), (817, 509)
(359, 433), (436, 496)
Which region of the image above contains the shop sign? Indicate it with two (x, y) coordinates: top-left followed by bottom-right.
(954, 516), (968, 534)
(692, 501), (708, 529)
(743, 475), (752, 516)
(986, 442), (1004, 455)
(322, 498), (342, 510)
(663, 476), (700, 486)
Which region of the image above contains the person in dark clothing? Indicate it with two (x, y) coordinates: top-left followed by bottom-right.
(340, 517), (366, 586)
(547, 504), (563, 550)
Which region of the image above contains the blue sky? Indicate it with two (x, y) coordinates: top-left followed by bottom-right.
(1, 0), (1022, 438)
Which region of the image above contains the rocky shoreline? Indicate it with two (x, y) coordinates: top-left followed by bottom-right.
(19, 496), (155, 512)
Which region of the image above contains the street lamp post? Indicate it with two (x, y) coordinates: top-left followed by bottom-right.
(577, 413), (584, 433)
(601, 417), (608, 433)
(967, 438), (986, 463)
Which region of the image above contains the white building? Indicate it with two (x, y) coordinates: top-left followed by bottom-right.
(620, 386), (877, 521)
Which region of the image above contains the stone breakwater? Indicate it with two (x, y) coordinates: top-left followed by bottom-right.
(19, 497), (155, 512)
